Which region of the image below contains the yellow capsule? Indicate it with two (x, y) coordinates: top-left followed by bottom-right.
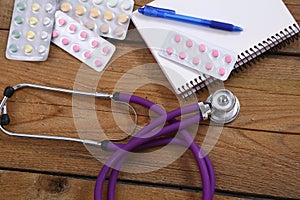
(31, 3), (40, 12)
(118, 13), (129, 24)
(60, 2), (72, 13)
(75, 5), (85, 16)
(29, 16), (38, 26)
(24, 45), (33, 54)
(26, 31), (35, 39)
(90, 8), (100, 18)
(104, 10), (114, 21)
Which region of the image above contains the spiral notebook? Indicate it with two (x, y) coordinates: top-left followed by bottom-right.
(131, 0), (300, 97)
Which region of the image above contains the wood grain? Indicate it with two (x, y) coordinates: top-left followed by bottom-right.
(0, 170), (243, 200)
(0, 0), (299, 199)
(0, 126), (299, 198)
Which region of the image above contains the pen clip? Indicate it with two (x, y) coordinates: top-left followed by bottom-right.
(143, 5), (176, 14)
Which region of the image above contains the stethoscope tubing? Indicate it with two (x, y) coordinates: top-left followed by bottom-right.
(0, 83), (215, 200)
(105, 135), (215, 200)
(120, 93), (215, 197)
(94, 93), (215, 200)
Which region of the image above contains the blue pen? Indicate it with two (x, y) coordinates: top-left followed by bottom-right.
(138, 5), (243, 32)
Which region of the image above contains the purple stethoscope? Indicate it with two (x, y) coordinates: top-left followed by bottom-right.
(0, 83), (240, 200)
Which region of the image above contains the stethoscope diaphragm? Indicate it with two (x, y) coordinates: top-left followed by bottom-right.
(206, 89), (240, 124)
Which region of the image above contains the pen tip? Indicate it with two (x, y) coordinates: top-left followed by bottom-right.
(138, 7), (144, 14)
(233, 26), (243, 32)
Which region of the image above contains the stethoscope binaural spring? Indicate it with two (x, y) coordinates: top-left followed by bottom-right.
(0, 83), (240, 200)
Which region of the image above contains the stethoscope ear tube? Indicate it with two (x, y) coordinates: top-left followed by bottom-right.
(0, 83), (137, 144)
(3, 86), (15, 98)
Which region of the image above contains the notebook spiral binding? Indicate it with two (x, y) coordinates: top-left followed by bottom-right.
(179, 23), (300, 98)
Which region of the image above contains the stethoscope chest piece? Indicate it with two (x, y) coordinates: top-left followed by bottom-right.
(206, 89), (240, 124)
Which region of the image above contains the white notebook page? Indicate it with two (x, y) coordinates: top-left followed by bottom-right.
(131, 0), (299, 95)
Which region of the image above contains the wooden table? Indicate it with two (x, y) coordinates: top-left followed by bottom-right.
(0, 0), (299, 199)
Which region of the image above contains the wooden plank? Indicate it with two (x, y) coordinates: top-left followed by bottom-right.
(0, 0), (12, 29)
(0, 170), (243, 200)
(0, 126), (299, 199)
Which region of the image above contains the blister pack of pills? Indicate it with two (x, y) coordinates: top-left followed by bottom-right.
(58, 0), (134, 40)
(159, 32), (238, 81)
(52, 11), (116, 72)
(6, 0), (58, 61)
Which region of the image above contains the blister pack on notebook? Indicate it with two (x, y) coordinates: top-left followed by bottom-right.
(52, 11), (116, 72)
(158, 31), (238, 81)
(6, 0), (58, 61)
(58, 0), (134, 40)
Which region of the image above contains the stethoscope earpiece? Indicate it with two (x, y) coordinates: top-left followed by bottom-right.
(0, 104), (10, 126)
(206, 89), (240, 124)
